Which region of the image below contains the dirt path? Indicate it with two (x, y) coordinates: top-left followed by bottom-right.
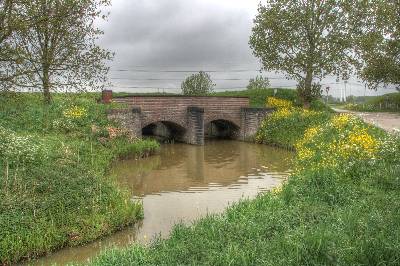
(333, 108), (400, 133)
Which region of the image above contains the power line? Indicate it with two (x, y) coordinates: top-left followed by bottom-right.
(110, 77), (285, 81)
(111, 69), (265, 73)
(109, 85), (297, 90)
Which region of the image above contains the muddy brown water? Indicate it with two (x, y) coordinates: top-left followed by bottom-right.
(29, 140), (293, 266)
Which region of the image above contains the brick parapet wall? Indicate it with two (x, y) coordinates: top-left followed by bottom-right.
(113, 96), (249, 128)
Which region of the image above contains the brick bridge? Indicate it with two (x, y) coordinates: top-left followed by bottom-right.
(103, 91), (274, 145)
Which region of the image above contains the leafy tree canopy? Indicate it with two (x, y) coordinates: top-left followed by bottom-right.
(352, 1), (400, 90)
(247, 75), (270, 90)
(181, 71), (215, 96)
(249, 0), (354, 106)
(1, 0), (112, 103)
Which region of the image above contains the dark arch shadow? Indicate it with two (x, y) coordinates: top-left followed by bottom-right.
(205, 119), (240, 140)
(142, 121), (186, 143)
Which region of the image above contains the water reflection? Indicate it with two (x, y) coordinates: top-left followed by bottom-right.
(30, 141), (293, 266)
(114, 141), (292, 196)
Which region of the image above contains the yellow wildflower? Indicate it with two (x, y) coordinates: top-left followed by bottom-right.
(297, 147), (314, 161)
(348, 129), (379, 156)
(274, 108), (291, 118)
(266, 97), (293, 109)
(303, 126), (321, 142)
(64, 106), (87, 119)
(331, 113), (352, 130)
(271, 184), (283, 195)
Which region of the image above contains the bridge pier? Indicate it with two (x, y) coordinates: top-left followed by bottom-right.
(186, 107), (205, 145)
(240, 108), (274, 141)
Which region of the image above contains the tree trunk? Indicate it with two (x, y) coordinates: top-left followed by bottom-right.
(42, 64), (51, 104)
(303, 67), (313, 109)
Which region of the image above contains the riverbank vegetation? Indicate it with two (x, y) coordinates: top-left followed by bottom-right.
(213, 89), (332, 112)
(342, 92), (400, 113)
(256, 98), (332, 149)
(0, 92), (159, 264)
(88, 96), (400, 265)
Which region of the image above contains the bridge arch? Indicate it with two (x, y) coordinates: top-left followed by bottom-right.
(205, 119), (240, 139)
(142, 120), (187, 143)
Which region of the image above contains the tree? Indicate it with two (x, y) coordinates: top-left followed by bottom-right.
(247, 75), (270, 90)
(352, 1), (400, 90)
(13, 0), (112, 103)
(181, 71), (215, 95)
(0, 0), (28, 87)
(249, 0), (354, 107)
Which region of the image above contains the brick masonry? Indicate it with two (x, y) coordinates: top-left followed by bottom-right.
(104, 92), (274, 145)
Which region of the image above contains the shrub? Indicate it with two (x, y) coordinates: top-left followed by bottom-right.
(247, 76), (270, 90)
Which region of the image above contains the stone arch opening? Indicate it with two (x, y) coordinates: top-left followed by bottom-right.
(205, 119), (240, 140)
(142, 121), (186, 143)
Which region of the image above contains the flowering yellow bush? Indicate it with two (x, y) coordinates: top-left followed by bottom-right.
(303, 126), (321, 142)
(274, 108), (292, 118)
(266, 97), (293, 109)
(63, 106), (87, 119)
(295, 113), (382, 172)
(331, 113), (352, 130)
(345, 129), (379, 158)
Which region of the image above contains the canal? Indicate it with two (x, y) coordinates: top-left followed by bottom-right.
(31, 140), (293, 265)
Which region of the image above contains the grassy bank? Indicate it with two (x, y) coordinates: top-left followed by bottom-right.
(212, 88), (332, 112)
(0, 93), (159, 264)
(341, 92), (400, 113)
(88, 98), (400, 265)
(212, 88), (298, 107)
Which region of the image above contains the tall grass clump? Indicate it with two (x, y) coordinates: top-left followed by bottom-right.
(88, 105), (400, 266)
(0, 92), (159, 264)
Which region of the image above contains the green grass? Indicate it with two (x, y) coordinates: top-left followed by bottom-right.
(212, 88), (333, 112)
(341, 92), (400, 113)
(256, 108), (332, 149)
(0, 92), (159, 264)
(211, 88), (299, 107)
(87, 109), (400, 266)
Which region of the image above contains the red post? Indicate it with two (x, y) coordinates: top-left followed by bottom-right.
(102, 90), (113, 104)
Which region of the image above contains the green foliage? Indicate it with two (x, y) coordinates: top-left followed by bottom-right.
(249, 0), (354, 106)
(256, 108), (331, 149)
(88, 112), (400, 266)
(181, 71), (215, 96)
(296, 80), (322, 105)
(9, 0), (112, 103)
(352, 1), (400, 89)
(247, 75), (270, 90)
(343, 93), (400, 113)
(212, 88), (299, 107)
(0, 92), (159, 264)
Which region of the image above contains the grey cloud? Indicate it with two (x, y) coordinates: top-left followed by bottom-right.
(99, 0), (259, 73)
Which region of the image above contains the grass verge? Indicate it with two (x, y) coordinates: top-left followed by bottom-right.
(87, 100), (400, 265)
(341, 92), (400, 113)
(0, 92), (159, 264)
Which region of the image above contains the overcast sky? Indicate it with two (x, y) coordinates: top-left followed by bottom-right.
(98, 0), (396, 97)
